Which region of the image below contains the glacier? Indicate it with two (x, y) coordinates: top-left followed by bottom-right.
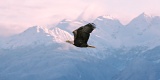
(0, 13), (160, 80)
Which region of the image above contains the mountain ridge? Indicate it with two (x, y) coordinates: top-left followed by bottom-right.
(1, 13), (160, 80)
(1, 26), (73, 49)
(1, 13), (160, 49)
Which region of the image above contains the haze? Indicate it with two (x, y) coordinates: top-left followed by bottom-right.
(0, 0), (160, 37)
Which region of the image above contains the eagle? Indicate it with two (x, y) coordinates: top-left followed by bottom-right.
(72, 23), (96, 47)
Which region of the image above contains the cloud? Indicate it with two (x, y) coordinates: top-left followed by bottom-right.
(0, 0), (89, 25)
(76, 1), (107, 21)
(0, 0), (91, 36)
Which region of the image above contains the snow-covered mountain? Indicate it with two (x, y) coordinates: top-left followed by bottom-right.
(1, 26), (73, 49)
(92, 15), (124, 48)
(1, 13), (160, 80)
(121, 13), (160, 48)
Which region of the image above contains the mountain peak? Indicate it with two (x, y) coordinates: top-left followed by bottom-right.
(96, 15), (116, 21)
(128, 13), (152, 25)
(24, 26), (48, 34)
(135, 12), (154, 22)
(60, 19), (72, 23)
(94, 15), (122, 27)
(102, 15), (115, 20)
(138, 12), (152, 18)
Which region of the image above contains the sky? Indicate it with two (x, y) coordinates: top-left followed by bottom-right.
(0, 0), (160, 37)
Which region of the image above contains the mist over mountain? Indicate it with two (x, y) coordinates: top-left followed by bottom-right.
(0, 13), (160, 80)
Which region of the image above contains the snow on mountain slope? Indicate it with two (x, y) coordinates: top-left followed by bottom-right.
(88, 15), (124, 48)
(1, 26), (73, 49)
(93, 15), (123, 36)
(1, 13), (160, 80)
(49, 14), (160, 48)
(2, 13), (160, 49)
(121, 13), (160, 47)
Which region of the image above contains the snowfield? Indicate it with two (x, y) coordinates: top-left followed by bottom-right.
(0, 13), (160, 80)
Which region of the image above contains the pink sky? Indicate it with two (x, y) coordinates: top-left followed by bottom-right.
(0, 0), (160, 36)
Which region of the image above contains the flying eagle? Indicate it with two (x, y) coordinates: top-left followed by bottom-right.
(72, 23), (96, 47)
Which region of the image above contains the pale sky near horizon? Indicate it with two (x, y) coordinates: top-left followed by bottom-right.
(0, 0), (160, 37)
